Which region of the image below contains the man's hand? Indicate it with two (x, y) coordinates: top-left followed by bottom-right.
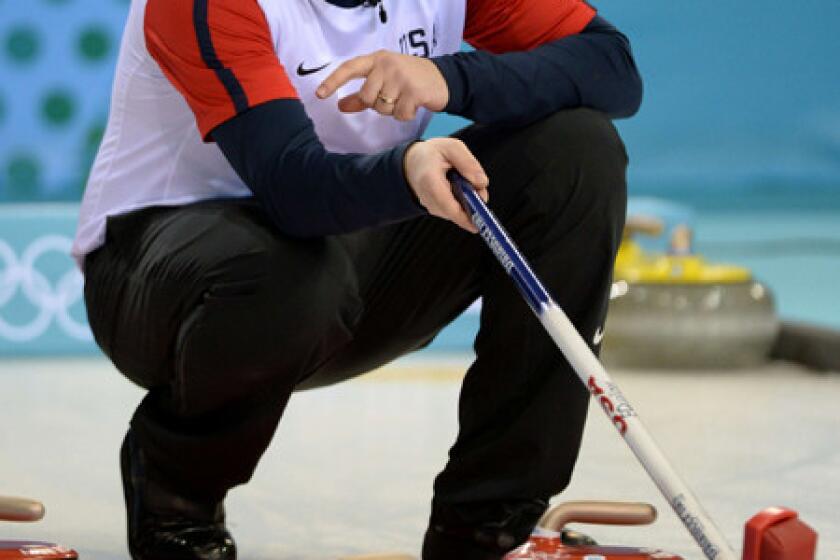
(316, 50), (449, 121)
(404, 139), (489, 233)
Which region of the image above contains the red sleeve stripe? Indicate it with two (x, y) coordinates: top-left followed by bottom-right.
(193, 0), (249, 113)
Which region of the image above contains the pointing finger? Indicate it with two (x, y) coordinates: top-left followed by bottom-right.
(317, 56), (375, 99)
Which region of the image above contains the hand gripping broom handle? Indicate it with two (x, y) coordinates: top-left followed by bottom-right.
(448, 171), (737, 560)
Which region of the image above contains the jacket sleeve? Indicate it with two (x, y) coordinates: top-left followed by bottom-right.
(211, 100), (423, 237)
(432, 0), (643, 126)
(145, 0), (423, 237)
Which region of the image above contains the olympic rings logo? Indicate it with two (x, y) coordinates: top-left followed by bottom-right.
(0, 235), (92, 343)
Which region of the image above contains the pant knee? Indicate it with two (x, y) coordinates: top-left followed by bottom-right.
(525, 109), (627, 171)
(174, 238), (362, 416)
(519, 110), (628, 242)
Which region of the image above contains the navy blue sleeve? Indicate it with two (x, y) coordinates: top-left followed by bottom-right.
(432, 16), (642, 126)
(212, 99), (425, 237)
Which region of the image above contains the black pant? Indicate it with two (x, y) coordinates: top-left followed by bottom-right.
(84, 109), (627, 550)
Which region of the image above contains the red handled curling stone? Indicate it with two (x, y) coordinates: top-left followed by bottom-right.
(506, 538), (682, 560)
(504, 501), (683, 560)
(0, 497), (78, 559)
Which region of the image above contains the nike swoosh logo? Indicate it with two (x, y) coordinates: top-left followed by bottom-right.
(593, 326), (605, 345)
(296, 61), (330, 76)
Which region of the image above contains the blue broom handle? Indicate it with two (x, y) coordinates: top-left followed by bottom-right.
(448, 170), (551, 313)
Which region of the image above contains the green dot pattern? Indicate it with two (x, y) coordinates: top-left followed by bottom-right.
(5, 26), (40, 64)
(1, 1), (128, 202)
(6, 154), (42, 199)
(78, 27), (111, 61)
(42, 90), (77, 126)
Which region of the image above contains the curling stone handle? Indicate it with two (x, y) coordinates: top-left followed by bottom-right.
(538, 501), (657, 531)
(0, 496), (46, 522)
(624, 215), (664, 238)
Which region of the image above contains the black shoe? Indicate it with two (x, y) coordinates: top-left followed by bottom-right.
(121, 430), (237, 560)
(422, 498), (546, 560)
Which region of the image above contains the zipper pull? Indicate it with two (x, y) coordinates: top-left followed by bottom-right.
(378, 1), (387, 24)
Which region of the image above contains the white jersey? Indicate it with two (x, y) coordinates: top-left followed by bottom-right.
(72, 0), (466, 267)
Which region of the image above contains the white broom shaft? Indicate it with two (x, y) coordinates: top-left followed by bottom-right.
(540, 305), (736, 560)
(450, 173), (737, 560)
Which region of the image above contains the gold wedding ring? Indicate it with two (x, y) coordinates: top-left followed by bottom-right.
(377, 94), (396, 105)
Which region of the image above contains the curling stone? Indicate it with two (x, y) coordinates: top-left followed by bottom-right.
(601, 213), (779, 369)
(0, 497), (77, 559)
(504, 501), (683, 559)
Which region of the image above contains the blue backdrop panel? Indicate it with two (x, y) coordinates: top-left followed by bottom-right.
(0, 205), (93, 354)
(0, 0), (127, 202)
(2, 0), (839, 355)
(2, 0), (840, 202)
(599, 0), (840, 195)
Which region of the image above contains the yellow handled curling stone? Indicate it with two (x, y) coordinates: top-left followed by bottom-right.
(601, 212), (779, 369)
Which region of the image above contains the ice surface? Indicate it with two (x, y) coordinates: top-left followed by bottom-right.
(0, 357), (837, 559)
